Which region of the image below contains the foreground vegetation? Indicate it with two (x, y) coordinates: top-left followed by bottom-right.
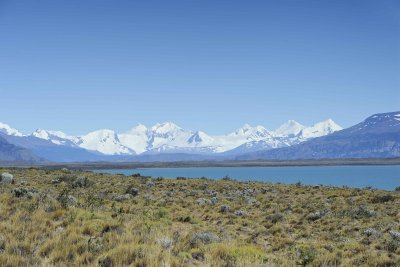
(0, 168), (399, 266)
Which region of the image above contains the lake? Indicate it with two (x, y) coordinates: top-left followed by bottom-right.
(94, 165), (400, 191)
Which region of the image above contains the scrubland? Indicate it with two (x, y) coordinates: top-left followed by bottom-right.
(0, 168), (399, 266)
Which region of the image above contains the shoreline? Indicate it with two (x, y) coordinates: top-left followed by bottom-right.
(2, 157), (400, 170)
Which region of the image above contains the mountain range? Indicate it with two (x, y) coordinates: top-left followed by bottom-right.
(238, 111), (400, 160)
(0, 111), (398, 163)
(0, 118), (341, 162)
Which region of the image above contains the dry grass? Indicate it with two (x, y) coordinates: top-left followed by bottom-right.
(0, 167), (399, 266)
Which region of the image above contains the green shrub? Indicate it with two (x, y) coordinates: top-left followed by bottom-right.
(296, 245), (317, 266)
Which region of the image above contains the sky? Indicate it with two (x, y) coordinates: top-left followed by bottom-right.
(0, 0), (399, 135)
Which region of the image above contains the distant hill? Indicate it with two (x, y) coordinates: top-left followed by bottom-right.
(0, 135), (43, 163)
(238, 111), (400, 160)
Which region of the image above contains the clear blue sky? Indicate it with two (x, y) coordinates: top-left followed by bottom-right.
(1, 0), (399, 135)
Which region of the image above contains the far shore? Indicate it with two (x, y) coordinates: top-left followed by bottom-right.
(2, 157), (400, 170)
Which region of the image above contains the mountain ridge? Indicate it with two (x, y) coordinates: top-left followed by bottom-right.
(0, 135), (43, 163)
(0, 119), (342, 157)
(0, 112), (399, 162)
(237, 111), (400, 160)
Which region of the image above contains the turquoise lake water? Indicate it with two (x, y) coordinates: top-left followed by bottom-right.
(94, 165), (400, 191)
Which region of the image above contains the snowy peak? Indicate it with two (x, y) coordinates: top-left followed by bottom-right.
(187, 131), (214, 145)
(230, 124), (272, 139)
(207, 124), (276, 153)
(131, 124), (148, 133)
(151, 122), (182, 134)
(274, 120), (305, 137)
(32, 129), (53, 140)
(0, 122), (23, 136)
(77, 129), (134, 155)
(29, 128), (134, 154)
(31, 129), (77, 146)
(237, 124), (253, 132)
(147, 122), (192, 150)
(80, 129), (116, 139)
(123, 124), (148, 135)
(118, 124), (149, 154)
(32, 129), (68, 140)
(298, 119), (342, 139)
(0, 118), (346, 156)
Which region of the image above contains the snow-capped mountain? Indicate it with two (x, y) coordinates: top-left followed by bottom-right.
(28, 128), (134, 155)
(297, 119), (343, 139)
(1, 112), (399, 162)
(31, 129), (78, 146)
(274, 120), (305, 137)
(0, 122), (23, 137)
(0, 118), (343, 157)
(147, 122), (193, 150)
(211, 124), (277, 153)
(120, 122), (210, 155)
(118, 124), (149, 154)
(187, 131), (214, 145)
(76, 129), (134, 155)
(239, 111), (400, 160)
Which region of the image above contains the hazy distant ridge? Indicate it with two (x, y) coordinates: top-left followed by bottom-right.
(1, 112), (399, 162)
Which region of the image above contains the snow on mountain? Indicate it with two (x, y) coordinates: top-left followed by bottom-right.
(142, 126), (218, 154)
(31, 129), (78, 146)
(395, 113), (400, 122)
(187, 131), (214, 146)
(225, 138), (287, 155)
(240, 112), (400, 160)
(147, 122), (193, 150)
(211, 124), (277, 152)
(228, 124), (272, 140)
(151, 122), (181, 134)
(0, 119), (344, 157)
(348, 112), (400, 134)
(29, 128), (136, 155)
(76, 129), (134, 155)
(118, 124), (149, 154)
(274, 120), (305, 137)
(298, 119), (342, 139)
(0, 122), (23, 136)
(125, 122), (245, 155)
